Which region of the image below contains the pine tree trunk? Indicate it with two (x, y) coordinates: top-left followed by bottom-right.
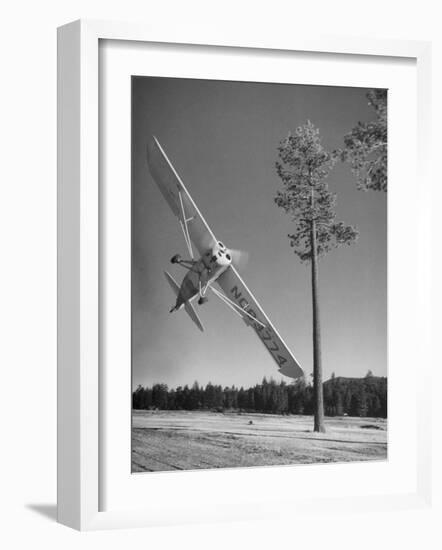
(311, 218), (326, 433)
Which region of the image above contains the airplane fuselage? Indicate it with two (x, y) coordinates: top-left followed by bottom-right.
(173, 242), (232, 310)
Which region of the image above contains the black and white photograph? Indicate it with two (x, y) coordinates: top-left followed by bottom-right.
(4, 0), (439, 543)
(131, 76), (388, 473)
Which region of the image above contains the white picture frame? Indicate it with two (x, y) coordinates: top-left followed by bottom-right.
(57, 19), (432, 531)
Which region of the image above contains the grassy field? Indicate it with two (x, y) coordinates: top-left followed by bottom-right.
(132, 410), (387, 472)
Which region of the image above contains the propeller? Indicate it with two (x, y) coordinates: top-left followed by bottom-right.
(229, 248), (249, 271)
(199, 233), (249, 271)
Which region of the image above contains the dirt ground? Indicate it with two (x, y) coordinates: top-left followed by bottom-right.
(132, 410), (387, 472)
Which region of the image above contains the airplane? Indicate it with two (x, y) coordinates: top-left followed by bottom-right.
(146, 136), (304, 380)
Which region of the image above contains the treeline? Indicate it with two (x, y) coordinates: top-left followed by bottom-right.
(132, 372), (387, 418)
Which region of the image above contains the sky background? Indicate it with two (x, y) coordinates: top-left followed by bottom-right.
(132, 77), (387, 390)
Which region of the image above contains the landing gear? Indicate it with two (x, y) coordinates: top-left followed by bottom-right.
(171, 254), (182, 264)
(198, 296), (208, 305)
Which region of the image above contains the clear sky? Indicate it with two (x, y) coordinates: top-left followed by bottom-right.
(132, 77), (387, 390)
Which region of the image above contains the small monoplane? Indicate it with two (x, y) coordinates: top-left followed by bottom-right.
(146, 137), (303, 380)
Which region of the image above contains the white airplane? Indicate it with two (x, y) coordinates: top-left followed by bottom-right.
(146, 137), (304, 380)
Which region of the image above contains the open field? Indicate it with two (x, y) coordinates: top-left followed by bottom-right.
(132, 410), (387, 472)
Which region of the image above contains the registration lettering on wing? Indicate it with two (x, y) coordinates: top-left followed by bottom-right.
(229, 286), (287, 367)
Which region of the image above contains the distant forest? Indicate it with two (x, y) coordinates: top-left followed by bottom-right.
(132, 372), (387, 418)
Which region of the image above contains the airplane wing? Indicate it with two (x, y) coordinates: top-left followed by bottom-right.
(216, 266), (304, 380)
(146, 137), (218, 258)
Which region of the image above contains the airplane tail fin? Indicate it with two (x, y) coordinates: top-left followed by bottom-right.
(164, 270), (180, 297)
(164, 271), (205, 332)
(184, 301), (204, 332)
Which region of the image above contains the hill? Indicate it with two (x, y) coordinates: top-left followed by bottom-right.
(323, 375), (387, 417)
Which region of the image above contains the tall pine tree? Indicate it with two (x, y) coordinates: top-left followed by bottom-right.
(275, 121), (358, 432)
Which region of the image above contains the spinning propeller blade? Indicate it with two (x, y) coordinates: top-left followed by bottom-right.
(230, 248), (249, 271)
